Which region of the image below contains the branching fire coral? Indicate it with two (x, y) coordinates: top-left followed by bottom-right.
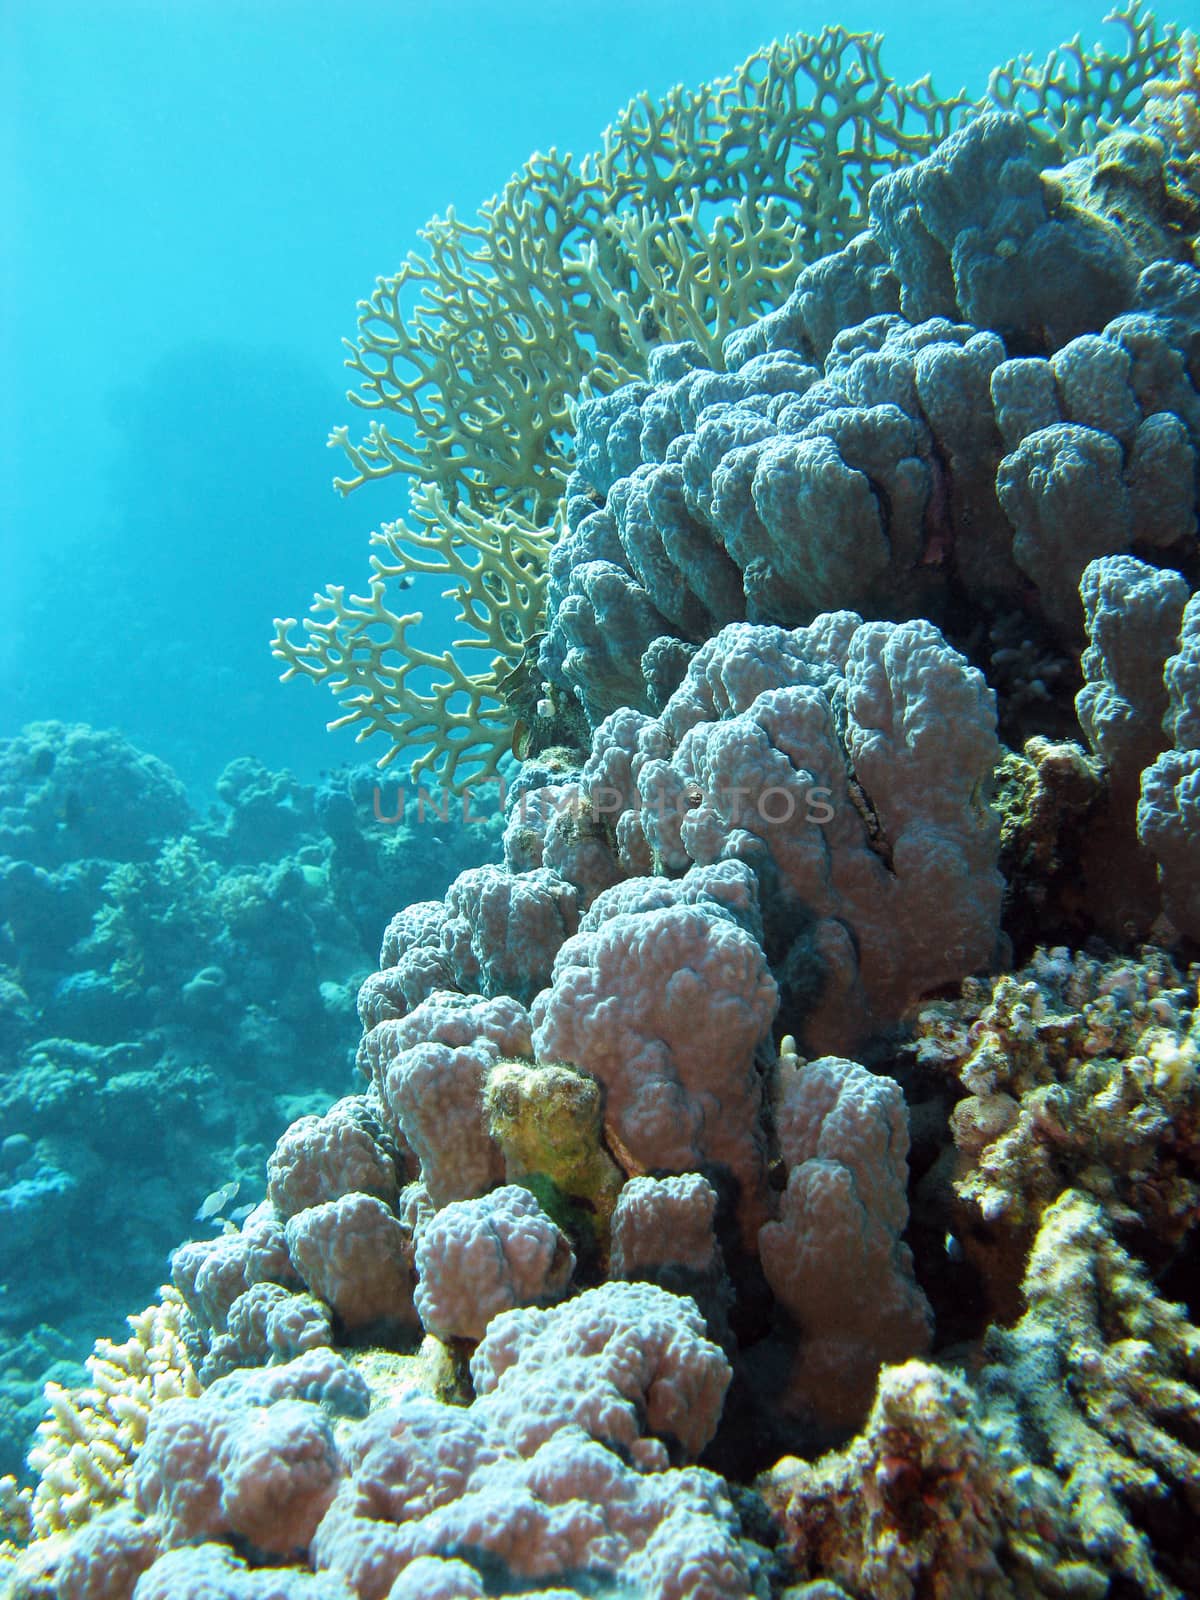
(273, 484), (552, 789)
(331, 28), (971, 521)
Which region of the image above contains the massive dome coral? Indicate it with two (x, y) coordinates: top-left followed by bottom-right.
(273, 5), (1186, 792)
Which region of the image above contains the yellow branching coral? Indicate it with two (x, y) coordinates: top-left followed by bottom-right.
(325, 4), (1183, 518)
(274, 484), (552, 788)
(987, 2), (1181, 153)
(329, 27), (971, 521)
(275, 5), (1183, 793)
(26, 1287), (200, 1541)
(0, 1475), (33, 1568)
(1144, 29), (1200, 211)
(569, 194), (806, 373)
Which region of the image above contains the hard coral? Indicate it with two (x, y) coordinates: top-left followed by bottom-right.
(359, 990), (530, 1208)
(412, 1184), (575, 1342)
(758, 1358), (1105, 1600)
(482, 1058), (625, 1268)
(21, 17), (1200, 1599)
(0, 722), (189, 871)
(554, 614), (1003, 1055)
(276, 8), (1183, 791)
(531, 898), (778, 1243)
(284, 1193), (419, 1343)
(24, 1288), (200, 1543)
(470, 1280), (732, 1466)
(272, 488), (553, 793)
(760, 1052), (932, 1431)
(1144, 29), (1200, 217)
(553, 243), (1199, 740)
(132, 1355), (365, 1566)
(912, 948), (1200, 1259)
(982, 1190), (1200, 1600)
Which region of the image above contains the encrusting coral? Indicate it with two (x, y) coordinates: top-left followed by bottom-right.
(912, 948), (1200, 1282)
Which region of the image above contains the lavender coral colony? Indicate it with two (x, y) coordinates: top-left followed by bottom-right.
(8, 9), (1200, 1600)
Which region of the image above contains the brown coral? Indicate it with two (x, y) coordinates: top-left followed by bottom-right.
(994, 737), (1108, 954)
(912, 949), (1200, 1264)
(760, 1189), (1200, 1600)
(982, 1190), (1200, 1600)
(758, 1359), (1103, 1600)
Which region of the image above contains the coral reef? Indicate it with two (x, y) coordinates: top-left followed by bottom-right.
(760, 1190), (1200, 1599)
(7, 1286), (760, 1600)
(1144, 28), (1200, 215)
(759, 1050), (932, 1430)
(757, 1359), (1104, 1600)
(273, 488), (553, 791)
(25, 1289), (200, 1542)
(411, 1184), (575, 1342)
(0, 723), (189, 871)
(525, 612), (1002, 1055)
(10, 13), (1200, 1600)
(913, 947), (1200, 1252)
(0, 726), (499, 1484)
(981, 1190), (1200, 1600)
(549, 128), (1197, 737)
(274, 7), (1184, 791)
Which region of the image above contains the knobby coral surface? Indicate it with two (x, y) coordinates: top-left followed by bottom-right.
(274, 6), (1184, 792)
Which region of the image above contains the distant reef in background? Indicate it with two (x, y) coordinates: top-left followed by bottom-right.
(0, 720), (501, 1481)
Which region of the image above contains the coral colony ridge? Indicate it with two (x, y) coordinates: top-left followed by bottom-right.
(4, 7), (1200, 1599)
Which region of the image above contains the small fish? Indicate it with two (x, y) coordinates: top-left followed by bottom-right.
(195, 1179), (240, 1223)
(60, 789), (84, 830)
(227, 1203), (255, 1225)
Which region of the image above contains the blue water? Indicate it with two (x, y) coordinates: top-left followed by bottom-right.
(3, 0), (1133, 795)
